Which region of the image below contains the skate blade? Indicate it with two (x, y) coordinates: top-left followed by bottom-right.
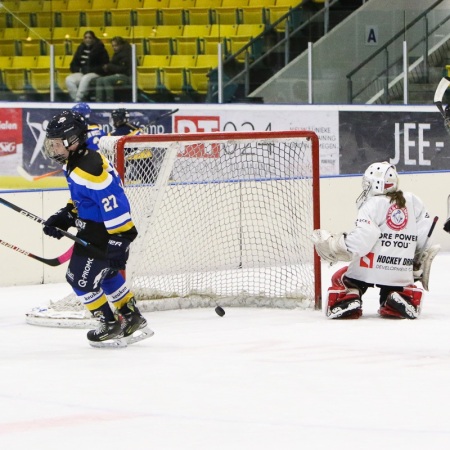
(125, 326), (154, 345)
(89, 337), (127, 349)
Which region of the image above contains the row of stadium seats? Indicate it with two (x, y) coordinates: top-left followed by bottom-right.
(1, 24), (266, 57)
(1, 0), (304, 12)
(1, 6), (301, 28)
(0, 54), (219, 97)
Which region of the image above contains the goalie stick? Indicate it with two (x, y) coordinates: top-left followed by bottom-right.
(0, 197), (105, 258)
(414, 215), (439, 291)
(16, 166), (62, 182)
(0, 240), (73, 266)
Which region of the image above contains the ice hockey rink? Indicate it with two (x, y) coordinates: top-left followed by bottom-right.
(1, 255), (450, 449)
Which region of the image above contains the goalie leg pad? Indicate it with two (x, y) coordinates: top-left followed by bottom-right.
(380, 286), (423, 319)
(326, 267), (362, 319)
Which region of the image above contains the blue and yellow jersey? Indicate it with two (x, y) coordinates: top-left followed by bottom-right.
(64, 150), (135, 237)
(86, 123), (107, 151)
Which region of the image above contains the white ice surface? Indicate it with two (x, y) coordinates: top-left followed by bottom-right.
(1, 255), (450, 449)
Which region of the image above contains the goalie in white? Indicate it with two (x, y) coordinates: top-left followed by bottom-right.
(312, 162), (439, 319)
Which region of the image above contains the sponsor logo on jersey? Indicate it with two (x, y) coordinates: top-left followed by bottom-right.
(360, 252), (374, 268)
(386, 204), (408, 231)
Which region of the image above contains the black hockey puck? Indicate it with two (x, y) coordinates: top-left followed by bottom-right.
(215, 306), (225, 317)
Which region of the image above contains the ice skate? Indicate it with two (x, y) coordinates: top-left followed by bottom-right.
(87, 317), (126, 348)
(119, 299), (154, 345)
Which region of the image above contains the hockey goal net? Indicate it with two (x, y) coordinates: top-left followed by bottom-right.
(26, 130), (321, 327)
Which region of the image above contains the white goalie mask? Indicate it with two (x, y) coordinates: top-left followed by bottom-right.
(356, 162), (399, 208)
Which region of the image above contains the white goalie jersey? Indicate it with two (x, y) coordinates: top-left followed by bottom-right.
(344, 192), (432, 286)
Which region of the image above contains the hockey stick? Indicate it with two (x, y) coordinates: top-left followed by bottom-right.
(414, 215), (439, 291)
(16, 166), (62, 182)
(0, 197), (105, 258)
(149, 108), (179, 126)
(0, 240), (73, 267)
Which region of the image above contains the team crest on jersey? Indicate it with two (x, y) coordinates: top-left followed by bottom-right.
(386, 204), (408, 231)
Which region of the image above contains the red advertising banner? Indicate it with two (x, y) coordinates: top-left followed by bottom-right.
(0, 108), (22, 157)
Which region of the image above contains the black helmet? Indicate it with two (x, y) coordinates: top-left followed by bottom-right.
(46, 110), (88, 148)
(111, 108), (129, 127)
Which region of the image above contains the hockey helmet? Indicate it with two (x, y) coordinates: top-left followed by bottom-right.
(71, 102), (91, 119)
(356, 162), (399, 208)
(44, 111), (88, 163)
(111, 108), (129, 128)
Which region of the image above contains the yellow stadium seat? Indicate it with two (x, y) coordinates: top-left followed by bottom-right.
(28, 27), (53, 40)
(65, 0), (91, 10)
(276, 0), (303, 5)
(267, 5), (302, 31)
(210, 24), (237, 38)
(240, 7), (268, 24)
(102, 26), (131, 39)
(195, 54), (218, 68)
(137, 66), (163, 94)
(43, 39), (72, 56)
(52, 27), (78, 40)
(3, 28), (30, 41)
(0, 41), (18, 57)
(249, 0), (275, 5)
(55, 11), (82, 27)
(2, 56), (37, 93)
(195, 0), (220, 7)
(41, 0), (68, 11)
(17, 1), (44, 12)
(134, 8), (159, 26)
(0, 56), (13, 68)
(173, 37), (200, 55)
(236, 23), (264, 36)
(140, 54), (171, 68)
(202, 36), (227, 55)
(84, 10), (108, 27)
(9, 12), (34, 28)
(169, 54), (197, 67)
(185, 8), (212, 25)
(20, 40), (45, 56)
(91, 0), (118, 9)
(160, 67), (188, 94)
(147, 37), (175, 55)
(109, 9), (136, 26)
(117, 0), (143, 8)
(212, 8), (239, 25)
(29, 69), (51, 93)
(159, 8), (186, 26)
(183, 24), (211, 38)
(169, 0), (195, 7)
(142, 0), (169, 6)
(34, 11), (56, 27)
(150, 25), (184, 38)
(186, 66), (211, 94)
(221, 0), (247, 6)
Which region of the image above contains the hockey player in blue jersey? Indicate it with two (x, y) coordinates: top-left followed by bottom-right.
(42, 110), (153, 347)
(71, 102), (106, 151)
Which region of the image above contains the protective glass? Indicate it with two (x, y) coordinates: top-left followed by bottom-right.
(43, 138), (69, 164)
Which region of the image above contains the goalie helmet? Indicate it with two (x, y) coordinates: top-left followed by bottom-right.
(71, 102), (91, 119)
(356, 162), (399, 208)
(44, 111), (88, 163)
(110, 108), (129, 128)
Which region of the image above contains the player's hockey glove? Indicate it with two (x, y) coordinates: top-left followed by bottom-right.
(107, 235), (132, 270)
(43, 204), (77, 239)
(444, 217), (450, 234)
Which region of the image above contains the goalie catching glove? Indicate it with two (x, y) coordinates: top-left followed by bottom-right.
(43, 204), (77, 239)
(311, 230), (352, 265)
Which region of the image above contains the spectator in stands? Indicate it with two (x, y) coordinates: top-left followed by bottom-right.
(95, 37), (132, 103)
(65, 31), (109, 102)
